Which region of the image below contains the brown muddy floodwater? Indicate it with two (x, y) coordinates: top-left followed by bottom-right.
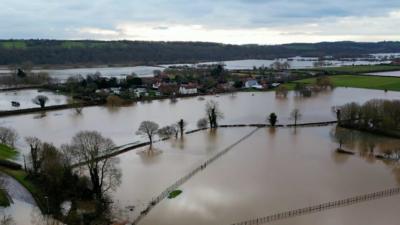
(138, 126), (400, 225)
(1, 86), (400, 224)
(2, 87), (400, 155)
(111, 127), (256, 221)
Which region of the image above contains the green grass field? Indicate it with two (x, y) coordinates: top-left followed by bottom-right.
(294, 75), (400, 91)
(1, 41), (27, 49)
(309, 65), (400, 74)
(0, 144), (18, 160)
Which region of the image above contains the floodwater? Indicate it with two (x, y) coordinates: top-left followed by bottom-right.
(0, 57), (391, 81)
(1, 87), (400, 224)
(365, 70), (400, 77)
(2, 87), (400, 154)
(111, 127), (256, 221)
(186, 58), (389, 70)
(0, 172), (44, 225)
(0, 89), (69, 111)
(139, 126), (400, 225)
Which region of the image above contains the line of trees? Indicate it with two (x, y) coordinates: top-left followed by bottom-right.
(338, 99), (400, 133)
(2, 40), (400, 65)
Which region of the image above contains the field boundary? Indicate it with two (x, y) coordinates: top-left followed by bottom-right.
(230, 187), (400, 225)
(132, 127), (260, 225)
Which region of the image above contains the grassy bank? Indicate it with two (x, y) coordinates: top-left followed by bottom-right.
(0, 144), (18, 160)
(308, 64), (400, 74)
(0, 167), (44, 211)
(293, 75), (400, 91)
(0, 187), (10, 206)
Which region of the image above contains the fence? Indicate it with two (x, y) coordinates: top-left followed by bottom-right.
(131, 127), (260, 225)
(231, 187), (400, 225)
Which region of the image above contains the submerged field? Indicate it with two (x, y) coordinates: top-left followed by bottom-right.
(139, 126), (400, 225)
(3, 87), (400, 224)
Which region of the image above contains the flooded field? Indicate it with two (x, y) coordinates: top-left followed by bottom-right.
(0, 57), (391, 81)
(111, 127), (256, 221)
(2, 87), (400, 154)
(0, 89), (69, 111)
(139, 126), (400, 225)
(1, 87), (400, 224)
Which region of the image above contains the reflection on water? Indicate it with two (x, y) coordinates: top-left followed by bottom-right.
(139, 126), (400, 225)
(111, 128), (255, 222)
(331, 126), (400, 156)
(5, 87), (400, 157)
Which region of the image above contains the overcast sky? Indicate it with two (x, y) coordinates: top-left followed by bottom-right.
(1, 0), (400, 44)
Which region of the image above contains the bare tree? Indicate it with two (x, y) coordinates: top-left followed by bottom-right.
(177, 119), (187, 138)
(32, 95), (49, 108)
(68, 131), (121, 201)
(197, 118), (208, 129)
(25, 137), (43, 174)
(205, 100), (223, 129)
(290, 108), (302, 127)
(158, 125), (178, 139)
(136, 121), (159, 149)
(0, 127), (18, 147)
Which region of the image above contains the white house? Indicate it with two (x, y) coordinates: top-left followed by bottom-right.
(245, 80), (263, 89)
(179, 84), (198, 95)
(133, 88), (148, 97)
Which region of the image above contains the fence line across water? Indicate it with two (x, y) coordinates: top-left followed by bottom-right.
(131, 127), (260, 225)
(230, 187), (400, 225)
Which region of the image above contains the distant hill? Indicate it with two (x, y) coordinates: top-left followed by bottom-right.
(0, 40), (400, 66)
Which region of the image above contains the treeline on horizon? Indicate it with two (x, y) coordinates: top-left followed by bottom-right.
(1, 40), (400, 66)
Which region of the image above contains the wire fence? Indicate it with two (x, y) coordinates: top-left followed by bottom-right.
(131, 127), (260, 225)
(231, 187), (400, 225)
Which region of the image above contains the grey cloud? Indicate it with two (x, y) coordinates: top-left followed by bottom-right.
(0, 0), (399, 42)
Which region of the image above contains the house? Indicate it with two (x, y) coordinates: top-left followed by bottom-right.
(133, 88), (148, 97)
(179, 84), (198, 95)
(245, 80), (263, 89)
(152, 82), (162, 90)
(110, 87), (121, 95)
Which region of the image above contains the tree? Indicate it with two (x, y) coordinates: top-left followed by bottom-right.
(268, 113), (278, 126)
(205, 100), (223, 129)
(0, 127), (18, 147)
(25, 137), (43, 174)
(16, 68), (27, 78)
(275, 85), (288, 98)
(136, 121), (159, 149)
(331, 126), (357, 149)
(197, 118), (208, 129)
(290, 109), (302, 127)
(158, 125), (178, 139)
(32, 95), (49, 108)
(233, 80), (243, 89)
(339, 102), (361, 127)
(68, 131), (121, 201)
(177, 119), (187, 138)
(106, 95), (124, 107)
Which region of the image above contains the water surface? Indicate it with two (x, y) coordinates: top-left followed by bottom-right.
(0, 89), (69, 111)
(140, 126), (400, 225)
(2, 87), (400, 154)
